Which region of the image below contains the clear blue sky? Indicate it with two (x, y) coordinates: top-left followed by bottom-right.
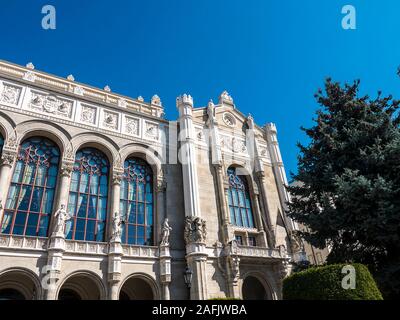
(1, 0), (400, 179)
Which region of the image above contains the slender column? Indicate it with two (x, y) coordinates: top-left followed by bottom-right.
(0, 150), (16, 222)
(264, 123), (297, 231)
(177, 94), (201, 218)
(245, 116), (275, 247)
(159, 244), (171, 300)
(54, 161), (73, 212)
(108, 169), (124, 300)
(177, 94), (208, 300)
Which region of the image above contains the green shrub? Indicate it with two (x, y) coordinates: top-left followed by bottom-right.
(283, 263), (383, 300)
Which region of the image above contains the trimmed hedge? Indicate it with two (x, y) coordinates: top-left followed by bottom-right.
(283, 263), (383, 300)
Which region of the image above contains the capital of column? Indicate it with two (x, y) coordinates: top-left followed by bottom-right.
(112, 172), (123, 185)
(0, 150), (17, 167)
(60, 161), (74, 177)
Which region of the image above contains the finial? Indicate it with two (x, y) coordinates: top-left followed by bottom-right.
(104, 85), (111, 92)
(137, 96), (144, 102)
(151, 94), (162, 106)
(26, 62), (35, 70)
(67, 74), (75, 81)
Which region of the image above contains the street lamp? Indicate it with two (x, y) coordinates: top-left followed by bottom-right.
(183, 266), (193, 289)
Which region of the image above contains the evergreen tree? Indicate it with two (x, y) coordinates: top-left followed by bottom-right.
(287, 78), (400, 298)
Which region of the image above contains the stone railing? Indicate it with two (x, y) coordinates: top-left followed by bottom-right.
(235, 245), (283, 259)
(122, 245), (159, 259)
(64, 240), (109, 255)
(0, 234), (48, 251)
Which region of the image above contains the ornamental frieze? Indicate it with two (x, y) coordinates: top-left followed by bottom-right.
(29, 92), (73, 118)
(0, 84), (21, 105)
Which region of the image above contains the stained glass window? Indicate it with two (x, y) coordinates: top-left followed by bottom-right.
(66, 148), (109, 242)
(120, 158), (153, 245)
(0, 137), (60, 237)
(227, 167), (255, 228)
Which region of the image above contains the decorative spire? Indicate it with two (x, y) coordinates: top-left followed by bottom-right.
(26, 62), (35, 70)
(104, 85), (111, 92)
(151, 94), (162, 106)
(137, 96), (144, 102)
(67, 74), (75, 81)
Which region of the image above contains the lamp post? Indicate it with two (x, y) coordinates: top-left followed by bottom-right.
(183, 266), (193, 299)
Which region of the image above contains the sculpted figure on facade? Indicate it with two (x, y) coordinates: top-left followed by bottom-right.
(184, 216), (207, 244)
(111, 211), (124, 241)
(206, 100), (216, 124)
(160, 218), (172, 246)
(53, 205), (72, 236)
(288, 230), (303, 253)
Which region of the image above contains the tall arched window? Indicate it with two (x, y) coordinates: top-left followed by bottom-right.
(66, 148), (109, 242)
(0, 137), (60, 236)
(227, 167), (255, 228)
(120, 158), (153, 245)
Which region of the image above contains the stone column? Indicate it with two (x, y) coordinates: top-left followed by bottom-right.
(0, 150), (16, 222)
(44, 229), (67, 300)
(108, 238), (123, 300)
(245, 117), (274, 247)
(159, 244), (171, 300)
(53, 161), (74, 213)
(206, 100), (231, 245)
(108, 169), (124, 300)
(176, 94), (201, 218)
(264, 123), (297, 231)
(177, 94), (208, 300)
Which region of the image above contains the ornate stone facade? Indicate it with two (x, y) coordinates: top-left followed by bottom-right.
(0, 60), (300, 300)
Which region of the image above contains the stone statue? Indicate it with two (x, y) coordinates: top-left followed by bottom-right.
(229, 239), (239, 255)
(111, 211), (124, 241)
(247, 114), (255, 130)
(53, 205), (72, 235)
(278, 244), (287, 258)
(207, 100), (216, 124)
(160, 218), (172, 246)
(288, 230), (303, 253)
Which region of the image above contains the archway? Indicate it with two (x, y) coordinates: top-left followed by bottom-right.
(57, 273), (104, 300)
(119, 276), (156, 300)
(0, 269), (41, 300)
(242, 276), (271, 300)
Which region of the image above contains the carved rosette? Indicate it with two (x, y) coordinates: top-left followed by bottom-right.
(184, 216), (207, 244)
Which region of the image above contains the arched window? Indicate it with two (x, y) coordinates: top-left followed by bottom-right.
(0, 137), (60, 236)
(227, 167), (255, 228)
(66, 148), (109, 242)
(120, 158), (153, 245)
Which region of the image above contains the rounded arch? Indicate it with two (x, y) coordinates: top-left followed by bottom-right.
(118, 273), (160, 300)
(240, 271), (276, 300)
(56, 270), (106, 300)
(0, 111), (16, 142)
(119, 143), (162, 176)
(15, 120), (71, 155)
(0, 267), (42, 300)
(70, 133), (120, 166)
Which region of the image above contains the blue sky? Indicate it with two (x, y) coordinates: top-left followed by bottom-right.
(1, 0), (400, 178)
